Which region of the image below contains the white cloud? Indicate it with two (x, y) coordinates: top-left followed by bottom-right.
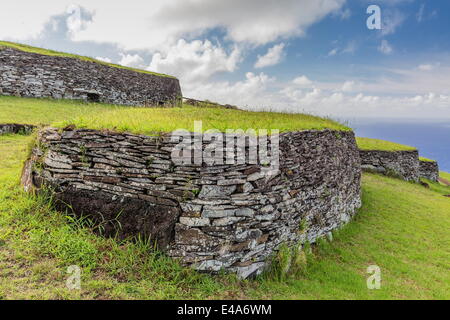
(418, 63), (439, 71)
(0, 0), (345, 50)
(327, 40), (357, 56)
(381, 10), (406, 36)
(293, 75), (313, 87)
(118, 53), (144, 68)
(341, 81), (355, 92)
(182, 64), (450, 120)
(148, 39), (241, 84)
(378, 40), (393, 55)
(66, 4), (93, 35)
(254, 43), (285, 69)
(185, 72), (275, 107)
(96, 56), (112, 63)
(328, 48), (338, 56)
(0, 2), (69, 40)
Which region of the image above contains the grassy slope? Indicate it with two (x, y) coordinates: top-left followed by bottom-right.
(0, 41), (174, 79)
(0, 96), (349, 133)
(356, 137), (417, 151)
(440, 171), (450, 181)
(0, 135), (449, 300)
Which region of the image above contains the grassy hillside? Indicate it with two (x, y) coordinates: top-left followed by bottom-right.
(440, 171), (450, 181)
(0, 134), (449, 299)
(357, 137), (417, 151)
(0, 96), (349, 133)
(0, 40), (174, 79)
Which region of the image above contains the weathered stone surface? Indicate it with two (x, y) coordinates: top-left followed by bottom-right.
(359, 150), (420, 182)
(419, 160), (439, 182)
(0, 123), (35, 135)
(54, 188), (180, 249)
(198, 185), (237, 199)
(0, 48), (182, 106)
(23, 127), (362, 279)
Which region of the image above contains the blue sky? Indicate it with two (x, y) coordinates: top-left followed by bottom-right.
(1, 0), (450, 120)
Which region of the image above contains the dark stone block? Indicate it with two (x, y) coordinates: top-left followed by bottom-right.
(54, 188), (180, 249)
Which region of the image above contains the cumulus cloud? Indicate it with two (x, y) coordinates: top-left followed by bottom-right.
(185, 72), (275, 107)
(118, 53), (145, 68)
(254, 43), (285, 69)
(183, 65), (450, 120)
(0, 0), (345, 50)
(341, 81), (355, 92)
(148, 39), (241, 84)
(65, 4), (93, 35)
(293, 75), (313, 87)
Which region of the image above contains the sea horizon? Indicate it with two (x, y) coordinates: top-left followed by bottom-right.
(348, 118), (450, 173)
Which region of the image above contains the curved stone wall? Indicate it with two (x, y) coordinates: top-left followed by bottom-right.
(23, 127), (362, 278)
(359, 150), (420, 182)
(419, 160), (439, 182)
(0, 48), (181, 106)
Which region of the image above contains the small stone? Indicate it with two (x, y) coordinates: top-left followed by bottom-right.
(260, 205), (275, 214)
(247, 172), (264, 182)
(202, 209), (236, 218)
(195, 260), (224, 272)
(242, 182), (254, 193)
(180, 203), (202, 214)
(179, 217), (210, 227)
(234, 262), (265, 280)
(212, 217), (242, 226)
(198, 185), (236, 199)
(235, 208), (255, 217)
(217, 179), (246, 186)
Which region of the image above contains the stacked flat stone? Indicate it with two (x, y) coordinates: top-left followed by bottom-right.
(22, 127), (362, 279)
(359, 150), (420, 182)
(419, 160), (439, 182)
(0, 48), (181, 106)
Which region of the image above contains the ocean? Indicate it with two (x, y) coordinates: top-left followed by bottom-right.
(350, 119), (450, 173)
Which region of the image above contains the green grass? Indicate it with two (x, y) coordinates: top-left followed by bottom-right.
(0, 40), (175, 79)
(357, 137), (417, 151)
(0, 96), (117, 126)
(0, 135), (449, 299)
(419, 157), (436, 162)
(0, 96), (349, 133)
(440, 171), (450, 181)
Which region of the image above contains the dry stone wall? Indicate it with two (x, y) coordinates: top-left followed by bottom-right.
(0, 48), (182, 106)
(359, 150), (420, 182)
(419, 160), (439, 182)
(23, 127), (362, 279)
(0, 123), (35, 135)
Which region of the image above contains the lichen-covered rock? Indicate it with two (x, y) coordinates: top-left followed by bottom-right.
(0, 48), (181, 106)
(22, 127), (362, 279)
